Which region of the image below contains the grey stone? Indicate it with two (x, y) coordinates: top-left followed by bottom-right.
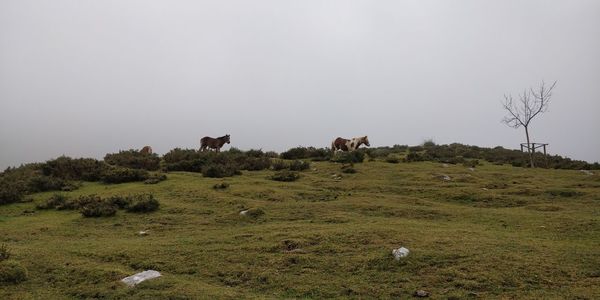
(121, 270), (161, 287)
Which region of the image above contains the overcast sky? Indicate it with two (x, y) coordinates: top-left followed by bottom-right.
(1, 0), (599, 169)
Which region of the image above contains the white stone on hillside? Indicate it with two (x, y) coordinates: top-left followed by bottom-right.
(121, 270), (161, 287)
(392, 247), (410, 260)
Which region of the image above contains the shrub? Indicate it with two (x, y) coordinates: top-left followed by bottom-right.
(202, 164), (240, 178)
(125, 194), (160, 213)
(36, 194), (72, 210)
(271, 160), (289, 171)
(26, 175), (68, 193)
(289, 160), (310, 171)
(101, 167), (149, 184)
(241, 157), (272, 171)
(242, 208), (265, 218)
(106, 195), (131, 209)
(0, 261), (28, 284)
(213, 182), (230, 190)
(41, 156), (105, 181)
(77, 195), (117, 217)
(462, 160), (480, 168)
(0, 244), (10, 262)
(0, 179), (25, 205)
(144, 174), (167, 184)
(80, 199), (117, 217)
(271, 170), (300, 182)
(281, 147), (331, 161)
(404, 152), (424, 162)
(104, 150), (160, 171)
(341, 164), (357, 173)
(385, 155), (400, 164)
(331, 151), (365, 164)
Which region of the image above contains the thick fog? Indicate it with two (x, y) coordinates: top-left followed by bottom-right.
(1, 0), (599, 169)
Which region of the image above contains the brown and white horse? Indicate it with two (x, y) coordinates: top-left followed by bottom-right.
(140, 146), (153, 155)
(331, 136), (370, 152)
(200, 134), (230, 152)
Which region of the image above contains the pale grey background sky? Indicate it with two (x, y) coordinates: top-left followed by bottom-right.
(1, 0), (599, 169)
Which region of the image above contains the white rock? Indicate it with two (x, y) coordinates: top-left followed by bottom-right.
(240, 210), (249, 216)
(580, 170), (594, 175)
(138, 230), (148, 236)
(121, 270), (161, 287)
(392, 247), (410, 260)
(442, 164), (449, 168)
(468, 167), (475, 171)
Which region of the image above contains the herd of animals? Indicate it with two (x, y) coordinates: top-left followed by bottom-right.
(138, 135), (370, 154)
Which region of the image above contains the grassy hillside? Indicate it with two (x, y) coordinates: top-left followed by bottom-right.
(1, 161), (599, 299)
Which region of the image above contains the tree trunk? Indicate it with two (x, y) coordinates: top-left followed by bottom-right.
(524, 126), (534, 168)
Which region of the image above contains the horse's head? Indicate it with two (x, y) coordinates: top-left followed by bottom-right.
(224, 134), (231, 144)
(362, 136), (370, 147)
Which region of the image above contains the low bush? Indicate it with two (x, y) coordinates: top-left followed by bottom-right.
(341, 164), (357, 174)
(0, 244), (10, 262)
(144, 174), (167, 184)
(271, 170), (300, 182)
(125, 194), (160, 213)
(0, 261), (28, 284)
(289, 160), (310, 171)
(105, 195), (131, 209)
(36, 194), (72, 210)
(101, 167), (149, 184)
(202, 164), (240, 178)
(77, 195), (117, 217)
(104, 150), (160, 171)
(242, 208), (265, 219)
(404, 152), (425, 162)
(241, 157), (272, 171)
(213, 182), (230, 190)
(80, 200), (117, 217)
(271, 160), (289, 171)
(41, 156), (105, 181)
(385, 155), (400, 164)
(281, 147), (331, 161)
(331, 151), (365, 164)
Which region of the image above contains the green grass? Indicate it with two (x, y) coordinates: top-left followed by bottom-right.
(1, 161), (599, 299)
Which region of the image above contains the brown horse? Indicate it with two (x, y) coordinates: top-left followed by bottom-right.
(140, 146), (153, 155)
(200, 134), (230, 152)
(331, 136), (370, 152)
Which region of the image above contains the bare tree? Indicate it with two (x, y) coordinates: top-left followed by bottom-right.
(502, 80), (557, 168)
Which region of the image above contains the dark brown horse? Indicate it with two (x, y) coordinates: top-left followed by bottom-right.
(140, 146), (153, 155)
(331, 136), (370, 152)
(200, 134), (230, 152)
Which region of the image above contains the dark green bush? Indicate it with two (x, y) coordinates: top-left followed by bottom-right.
(0, 179), (25, 205)
(0, 261), (28, 284)
(144, 174), (167, 184)
(213, 182), (230, 190)
(331, 151), (365, 164)
(36, 194), (72, 210)
(385, 155), (400, 164)
(0, 244), (10, 262)
(271, 160), (289, 171)
(271, 170), (300, 182)
(404, 152), (425, 162)
(106, 195), (131, 209)
(341, 164), (357, 173)
(289, 160), (310, 171)
(281, 147), (331, 161)
(80, 199), (117, 217)
(104, 150), (160, 171)
(42, 156), (105, 181)
(125, 194), (160, 213)
(202, 164), (241, 178)
(101, 167), (149, 184)
(242, 208), (265, 219)
(241, 157), (272, 171)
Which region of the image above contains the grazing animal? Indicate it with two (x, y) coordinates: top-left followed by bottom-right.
(200, 134), (231, 152)
(140, 146), (153, 155)
(331, 136), (370, 152)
